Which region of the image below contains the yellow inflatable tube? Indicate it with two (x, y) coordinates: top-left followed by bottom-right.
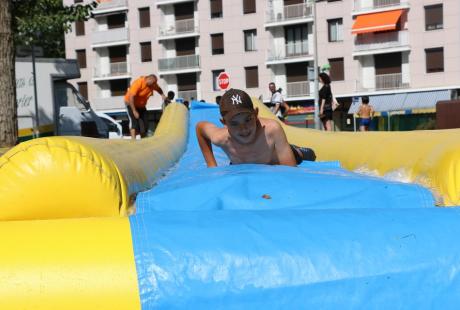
(0, 103), (188, 221)
(0, 217), (140, 309)
(255, 100), (460, 206)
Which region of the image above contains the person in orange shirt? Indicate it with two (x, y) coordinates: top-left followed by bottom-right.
(124, 74), (166, 139)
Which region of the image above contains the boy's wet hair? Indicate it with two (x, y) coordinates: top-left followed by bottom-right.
(362, 96), (370, 104)
(219, 88), (254, 119)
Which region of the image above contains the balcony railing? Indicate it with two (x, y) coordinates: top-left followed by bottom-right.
(92, 0), (127, 14)
(92, 96), (125, 110)
(156, 0), (195, 6)
(159, 19), (198, 38)
(354, 30), (409, 53)
(94, 62), (129, 78)
(177, 90), (197, 101)
(286, 81), (310, 97)
(266, 1), (313, 24)
(353, 0), (408, 12)
(91, 27), (129, 46)
(267, 42), (310, 62)
(375, 73), (408, 90)
(158, 54), (200, 72)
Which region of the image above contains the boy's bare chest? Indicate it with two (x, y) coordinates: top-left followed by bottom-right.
(223, 136), (275, 164)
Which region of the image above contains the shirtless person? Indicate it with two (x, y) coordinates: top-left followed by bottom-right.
(196, 88), (315, 167)
(357, 96), (374, 132)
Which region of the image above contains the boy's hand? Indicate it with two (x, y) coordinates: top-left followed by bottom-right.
(196, 122), (218, 168)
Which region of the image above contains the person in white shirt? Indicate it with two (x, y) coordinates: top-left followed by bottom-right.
(268, 82), (289, 120)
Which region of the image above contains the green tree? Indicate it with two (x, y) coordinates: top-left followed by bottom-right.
(13, 0), (98, 57)
(0, 0), (97, 148)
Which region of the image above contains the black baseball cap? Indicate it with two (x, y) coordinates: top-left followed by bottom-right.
(219, 88), (254, 119)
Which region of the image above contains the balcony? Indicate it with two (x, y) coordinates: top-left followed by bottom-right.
(375, 73), (409, 90)
(286, 81), (310, 98)
(353, 0), (409, 14)
(158, 54), (200, 75)
(93, 62), (130, 81)
(92, 96), (125, 111)
(158, 19), (199, 40)
(177, 90), (198, 101)
(266, 41), (312, 65)
(265, 1), (313, 28)
(358, 73), (409, 91)
(92, 0), (128, 15)
(91, 27), (129, 48)
(156, 0), (195, 6)
(353, 30), (409, 56)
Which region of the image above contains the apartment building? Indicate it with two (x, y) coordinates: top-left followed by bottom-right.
(65, 0), (460, 130)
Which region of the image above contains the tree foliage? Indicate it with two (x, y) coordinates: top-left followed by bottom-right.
(12, 0), (98, 57)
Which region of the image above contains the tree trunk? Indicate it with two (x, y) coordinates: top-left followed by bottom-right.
(0, 0), (17, 147)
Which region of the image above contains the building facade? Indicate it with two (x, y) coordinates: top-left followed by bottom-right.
(65, 0), (460, 129)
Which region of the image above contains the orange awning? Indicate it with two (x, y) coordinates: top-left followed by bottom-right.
(352, 10), (403, 35)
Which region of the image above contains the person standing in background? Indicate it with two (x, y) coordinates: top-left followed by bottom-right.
(318, 72), (333, 131)
(124, 74), (166, 140)
(357, 96), (374, 131)
(269, 82), (289, 121)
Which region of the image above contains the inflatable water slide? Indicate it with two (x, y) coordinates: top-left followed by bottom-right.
(1, 100), (460, 309)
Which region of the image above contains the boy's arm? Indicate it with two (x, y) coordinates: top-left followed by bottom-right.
(270, 122), (296, 167)
(196, 121), (218, 168)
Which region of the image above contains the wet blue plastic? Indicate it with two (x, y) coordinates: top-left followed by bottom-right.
(129, 102), (460, 308)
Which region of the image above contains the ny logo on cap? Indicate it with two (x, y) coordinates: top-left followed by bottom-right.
(231, 94), (242, 105)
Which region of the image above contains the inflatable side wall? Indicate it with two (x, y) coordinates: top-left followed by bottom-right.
(254, 100), (460, 206)
(0, 103), (188, 221)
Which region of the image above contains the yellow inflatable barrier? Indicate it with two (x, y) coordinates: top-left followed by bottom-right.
(0, 217), (140, 309)
(255, 100), (460, 206)
(0, 103), (188, 221)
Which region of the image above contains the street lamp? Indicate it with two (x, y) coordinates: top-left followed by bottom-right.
(312, 0), (321, 130)
(31, 31), (41, 138)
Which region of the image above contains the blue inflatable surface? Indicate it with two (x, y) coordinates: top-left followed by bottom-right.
(130, 102), (460, 308)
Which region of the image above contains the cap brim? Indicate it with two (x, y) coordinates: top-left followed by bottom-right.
(223, 108), (254, 120)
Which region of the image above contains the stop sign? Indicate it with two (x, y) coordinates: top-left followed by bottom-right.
(217, 72), (230, 90)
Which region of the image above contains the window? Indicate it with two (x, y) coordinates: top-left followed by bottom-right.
(210, 0), (223, 18)
(426, 48), (444, 73)
(107, 13), (125, 29)
(139, 7), (150, 28)
(245, 66), (258, 88)
(140, 42), (152, 62)
(110, 79), (129, 97)
(212, 69), (225, 91)
(75, 21), (85, 36)
(77, 82), (88, 100)
(243, 29), (257, 52)
(285, 25), (308, 56)
(329, 58), (344, 81)
(76, 49), (86, 69)
(74, 0), (83, 3)
(425, 4), (443, 31)
(243, 0), (256, 14)
(328, 18), (343, 42)
(211, 33), (224, 55)
(176, 38), (196, 56)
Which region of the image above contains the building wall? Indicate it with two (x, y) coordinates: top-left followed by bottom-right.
(64, 0), (460, 113)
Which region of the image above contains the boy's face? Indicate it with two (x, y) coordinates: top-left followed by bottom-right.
(222, 109), (259, 145)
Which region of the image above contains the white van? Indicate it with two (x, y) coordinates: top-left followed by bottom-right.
(16, 58), (122, 141)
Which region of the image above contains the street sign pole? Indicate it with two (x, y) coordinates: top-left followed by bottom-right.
(313, 0), (321, 130)
(31, 42), (40, 138)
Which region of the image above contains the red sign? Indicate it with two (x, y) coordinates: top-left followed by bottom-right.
(217, 72), (230, 90)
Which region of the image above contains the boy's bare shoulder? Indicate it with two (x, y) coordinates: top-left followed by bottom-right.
(260, 118), (283, 131)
